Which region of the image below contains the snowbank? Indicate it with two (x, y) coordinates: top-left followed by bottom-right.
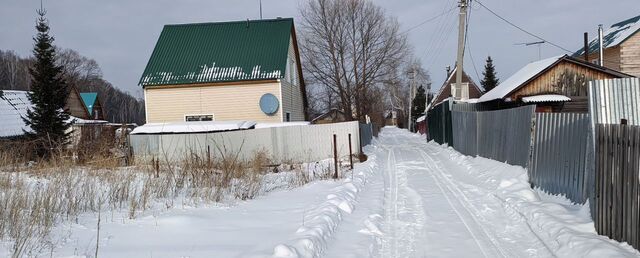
(130, 120), (256, 134)
(438, 143), (640, 257)
(272, 147), (378, 258)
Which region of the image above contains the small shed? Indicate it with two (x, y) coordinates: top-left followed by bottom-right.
(479, 55), (631, 112)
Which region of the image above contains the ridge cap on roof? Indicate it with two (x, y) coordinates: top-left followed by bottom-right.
(164, 18), (294, 28)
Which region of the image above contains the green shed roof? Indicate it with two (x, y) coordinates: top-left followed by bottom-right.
(139, 18), (294, 86)
(80, 92), (98, 115)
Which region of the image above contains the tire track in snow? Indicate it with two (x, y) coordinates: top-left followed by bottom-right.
(416, 144), (556, 257)
(379, 144), (427, 258)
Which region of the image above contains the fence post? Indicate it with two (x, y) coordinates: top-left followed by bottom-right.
(333, 134), (338, 179)
(348, 133), (353, 170)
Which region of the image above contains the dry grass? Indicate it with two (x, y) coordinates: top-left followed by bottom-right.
(0, 142), (331, 257)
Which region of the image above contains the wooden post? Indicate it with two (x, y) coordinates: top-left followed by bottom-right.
(207, 145), (211, 167)
(348, 133), (354, 170)
(333, 134), (338, 179)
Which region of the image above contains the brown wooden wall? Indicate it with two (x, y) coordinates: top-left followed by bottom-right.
(509, 60), (620, 100)
(621, 32), (640, 77)
(66, 89), (89, 119)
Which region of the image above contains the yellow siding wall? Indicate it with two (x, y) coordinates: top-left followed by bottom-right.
(281, 36), (306, 121)
(621, 32), (640, 77)
(145, 82), (283, 123)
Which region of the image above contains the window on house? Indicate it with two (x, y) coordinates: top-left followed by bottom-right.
(185, 114), (214, 122)
(285, 112), (291, 122)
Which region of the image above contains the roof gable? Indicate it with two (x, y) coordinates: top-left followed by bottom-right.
(574, 14), (640, 56)
(479, 55), (630, 102)
(431, 67), (483, 106)
(140, 18), (294, 86)
(80, 92), (98, 115)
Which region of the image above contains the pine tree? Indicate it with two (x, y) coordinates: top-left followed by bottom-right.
(24, 8), (70, 157)
(480, 56), (499, 92)
(411, 85), (427, 122)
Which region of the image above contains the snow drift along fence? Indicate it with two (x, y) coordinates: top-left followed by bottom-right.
(451, 105), (535, 168)
(129, 121), (369, 163)
(594, 124), (640, 250)
(529, 113), (592, 204)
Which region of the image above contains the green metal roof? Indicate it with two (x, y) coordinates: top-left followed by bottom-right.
(80, 92), (98, 115)
(140, 18), (294, 86)
(574, 14), (640, 57)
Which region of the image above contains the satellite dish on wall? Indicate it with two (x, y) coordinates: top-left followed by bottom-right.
(259, 93), (279, 115)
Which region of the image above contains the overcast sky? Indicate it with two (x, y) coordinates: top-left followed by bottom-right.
(1, 0), (638, 99)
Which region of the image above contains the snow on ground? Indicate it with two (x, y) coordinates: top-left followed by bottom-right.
(320, 127), (639, 257)
(8, 127), (639, 257)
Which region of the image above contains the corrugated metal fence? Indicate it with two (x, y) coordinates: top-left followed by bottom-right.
(451, 105), (535, 168)
(130, 121), (369, 163)
(594, 124), (640, 250)
(427, 100), (453, 145)
(529, 113), (592, 203)
(589, 78), (640, 126)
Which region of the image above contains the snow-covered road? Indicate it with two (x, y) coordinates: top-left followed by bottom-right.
(322, 127), (640, 258)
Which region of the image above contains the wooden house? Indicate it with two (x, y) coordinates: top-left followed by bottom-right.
(139, 18), (307, 124)
(479, 55), (630, 112)
(429, 67), (483, 110)
(79, 92), (104, 120)
(574, 14), (640, 77)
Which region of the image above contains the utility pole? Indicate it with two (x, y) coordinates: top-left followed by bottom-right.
(454, 0), (468, 100)
(407, 67), (416, 131)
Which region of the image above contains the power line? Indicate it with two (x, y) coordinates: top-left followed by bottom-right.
(401, 5), (458, 35)
(463, 2), (481, 82)
(474, 0), (574, 54)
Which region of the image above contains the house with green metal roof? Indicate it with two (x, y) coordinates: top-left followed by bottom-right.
(573, 14), (640, 77)
(139, 18), (308, 124)
(79, 92), (104, 120)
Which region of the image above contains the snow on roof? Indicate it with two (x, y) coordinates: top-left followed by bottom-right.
(254, 122), (310, 129)
(416, 115), (426, 123)
(130, 121), (257, 134)
(455, 98), (479, 103)
(479, 56), (563, 103)
(69, 116), (108, 125)
(0, 90), (32, 138)
(574, 15), (640, 56)
(521, 94), (571, 103)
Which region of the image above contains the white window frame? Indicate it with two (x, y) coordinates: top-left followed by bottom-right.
(184, 114), (214, 122)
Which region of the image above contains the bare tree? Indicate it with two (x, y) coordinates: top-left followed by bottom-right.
(299, 0), (408, 122)
(384, 58), (431, 128)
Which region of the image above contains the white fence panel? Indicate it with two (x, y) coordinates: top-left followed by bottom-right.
(130, 121), (363, 163)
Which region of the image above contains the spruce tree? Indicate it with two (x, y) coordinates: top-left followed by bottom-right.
(24, 8), (70, 157)
(480, 56), (499, 92)
(411, 85), (427, 122)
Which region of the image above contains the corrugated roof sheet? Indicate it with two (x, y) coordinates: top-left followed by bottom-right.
(574, 14), (640, 57)
(521, 94), (571, 103)
(0, 90), (32, 138)
(139, 18), (293, 86)
(80, 92), (98, 115)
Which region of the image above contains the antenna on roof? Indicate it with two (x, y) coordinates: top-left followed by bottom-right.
(259, 0), (263, 19)
(514, 41), (545, 61)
